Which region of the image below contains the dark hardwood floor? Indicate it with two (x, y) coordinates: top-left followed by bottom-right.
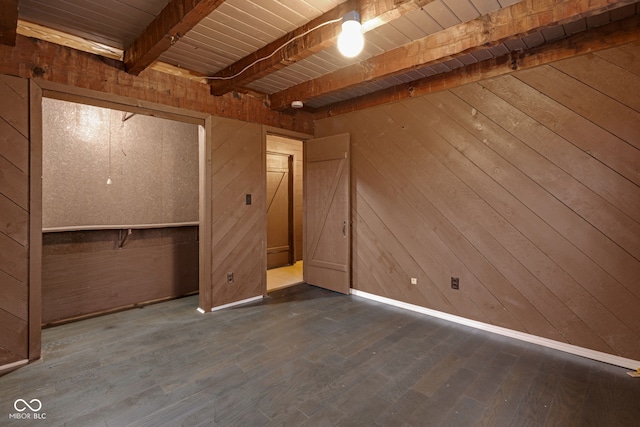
(1, 284), (638, 426)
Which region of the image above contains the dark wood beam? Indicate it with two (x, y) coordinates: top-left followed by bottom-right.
(0, 0), (19, 46)
(313, 15), (640, 119)
(124, 0), (226, 75)
(271, 0), (638, 111)
(209, 0), (434, 96)
(1, 35), (313, 133)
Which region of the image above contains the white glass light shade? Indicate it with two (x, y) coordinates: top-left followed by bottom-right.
(337, 19), (364, 58)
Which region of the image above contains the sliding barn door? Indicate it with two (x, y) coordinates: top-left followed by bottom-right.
(303, 133), (350, 294)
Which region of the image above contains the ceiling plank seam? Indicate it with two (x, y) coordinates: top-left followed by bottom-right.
(124, 0), (227, 76)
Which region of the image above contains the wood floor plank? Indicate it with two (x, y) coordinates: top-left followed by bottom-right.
(514, 351), (565, 425)
(406, 368), (479, 426)
(1, 284), (638, 426)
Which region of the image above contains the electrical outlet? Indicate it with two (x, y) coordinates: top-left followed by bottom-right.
(451, 277), (459, 290)
(227, 272), (234, 284)
(411, 278), (418, 285)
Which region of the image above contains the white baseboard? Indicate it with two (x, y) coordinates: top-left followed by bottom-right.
(350, 289), (640, 370)
(210, 295), (263, 312)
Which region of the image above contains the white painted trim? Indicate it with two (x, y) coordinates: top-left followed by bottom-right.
(211, 295), (263, 312)
(350, 289), (640, 370)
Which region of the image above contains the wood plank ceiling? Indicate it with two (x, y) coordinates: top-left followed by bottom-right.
(9, 0), (640, 114)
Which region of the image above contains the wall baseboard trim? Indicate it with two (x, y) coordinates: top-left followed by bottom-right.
(210, 295), (263, 312)
(350, 289), (640, 370)
(0, 359), (29, 375)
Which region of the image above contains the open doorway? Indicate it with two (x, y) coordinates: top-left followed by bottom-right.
(266, 134), (304, 292)
(40, 97), (201, 325)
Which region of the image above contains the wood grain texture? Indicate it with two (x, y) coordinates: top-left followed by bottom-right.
(0, 35), (313, 134)
(0, 0), (18, 47)
(124, 0), (226, 75)
(41, 228), (199, 324)
(28, 79), (42, 360)
(304, 133), (351, 295)
(0, 74), (29, 364)
(266, 152), (292, 269)
(315, 42), (640, 359)
(0, 308), (27, 359)
(270, 0), (639, 110)
(313, 15), (640, 119)
(208, 0), (430, 95)
(266, 135), (303, 262)
(1, 285), (638, 424)
(198, 117), (213, 312)
(0, 116), (28, 173)
(0, 270), (27, 322)
(0, 194), (27, 247)
(208, 117), (265, 308)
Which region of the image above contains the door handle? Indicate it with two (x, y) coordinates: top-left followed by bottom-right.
(342, 221), (347, 237)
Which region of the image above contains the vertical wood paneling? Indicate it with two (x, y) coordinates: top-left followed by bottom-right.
(209, 117), (265, 307)
(315, 43), (640, 360)
(0, 75), (29, 363)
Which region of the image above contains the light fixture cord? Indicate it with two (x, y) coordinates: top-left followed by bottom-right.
(203, 17), (342, 81)
(108, 113), (112, 178)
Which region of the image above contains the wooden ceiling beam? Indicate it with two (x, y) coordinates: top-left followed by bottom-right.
(209, 0), (434, 96)
(270, 0), (638, 111)
(124, 0), (226, 76)
(17, 20), (210, 82)
(313, 15), (640, 118)
(0, 0), (19, 46)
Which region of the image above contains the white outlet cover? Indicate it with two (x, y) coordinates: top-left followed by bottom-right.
(411, 278), (418, 285)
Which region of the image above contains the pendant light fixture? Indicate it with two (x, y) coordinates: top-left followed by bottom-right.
(337, 11), (364, 58)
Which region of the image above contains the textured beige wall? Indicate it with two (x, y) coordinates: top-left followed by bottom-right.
(42, 98), (198, 228)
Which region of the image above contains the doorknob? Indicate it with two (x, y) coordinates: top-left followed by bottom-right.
(342, 221), (347, 237)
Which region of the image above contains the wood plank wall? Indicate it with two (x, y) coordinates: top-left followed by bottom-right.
(315, 43), (640, 360)
(0, 75), (29, 364)
(267, 135), (303, 262)
(41, 227), (199, 325)
(207, 117), (265, 308)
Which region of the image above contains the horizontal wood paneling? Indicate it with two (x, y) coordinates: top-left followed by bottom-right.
(208, 117), (265, 308)
(0, 74), (29, 362)
(41, 227), (199, 324)
(315, 42), (640, 360)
